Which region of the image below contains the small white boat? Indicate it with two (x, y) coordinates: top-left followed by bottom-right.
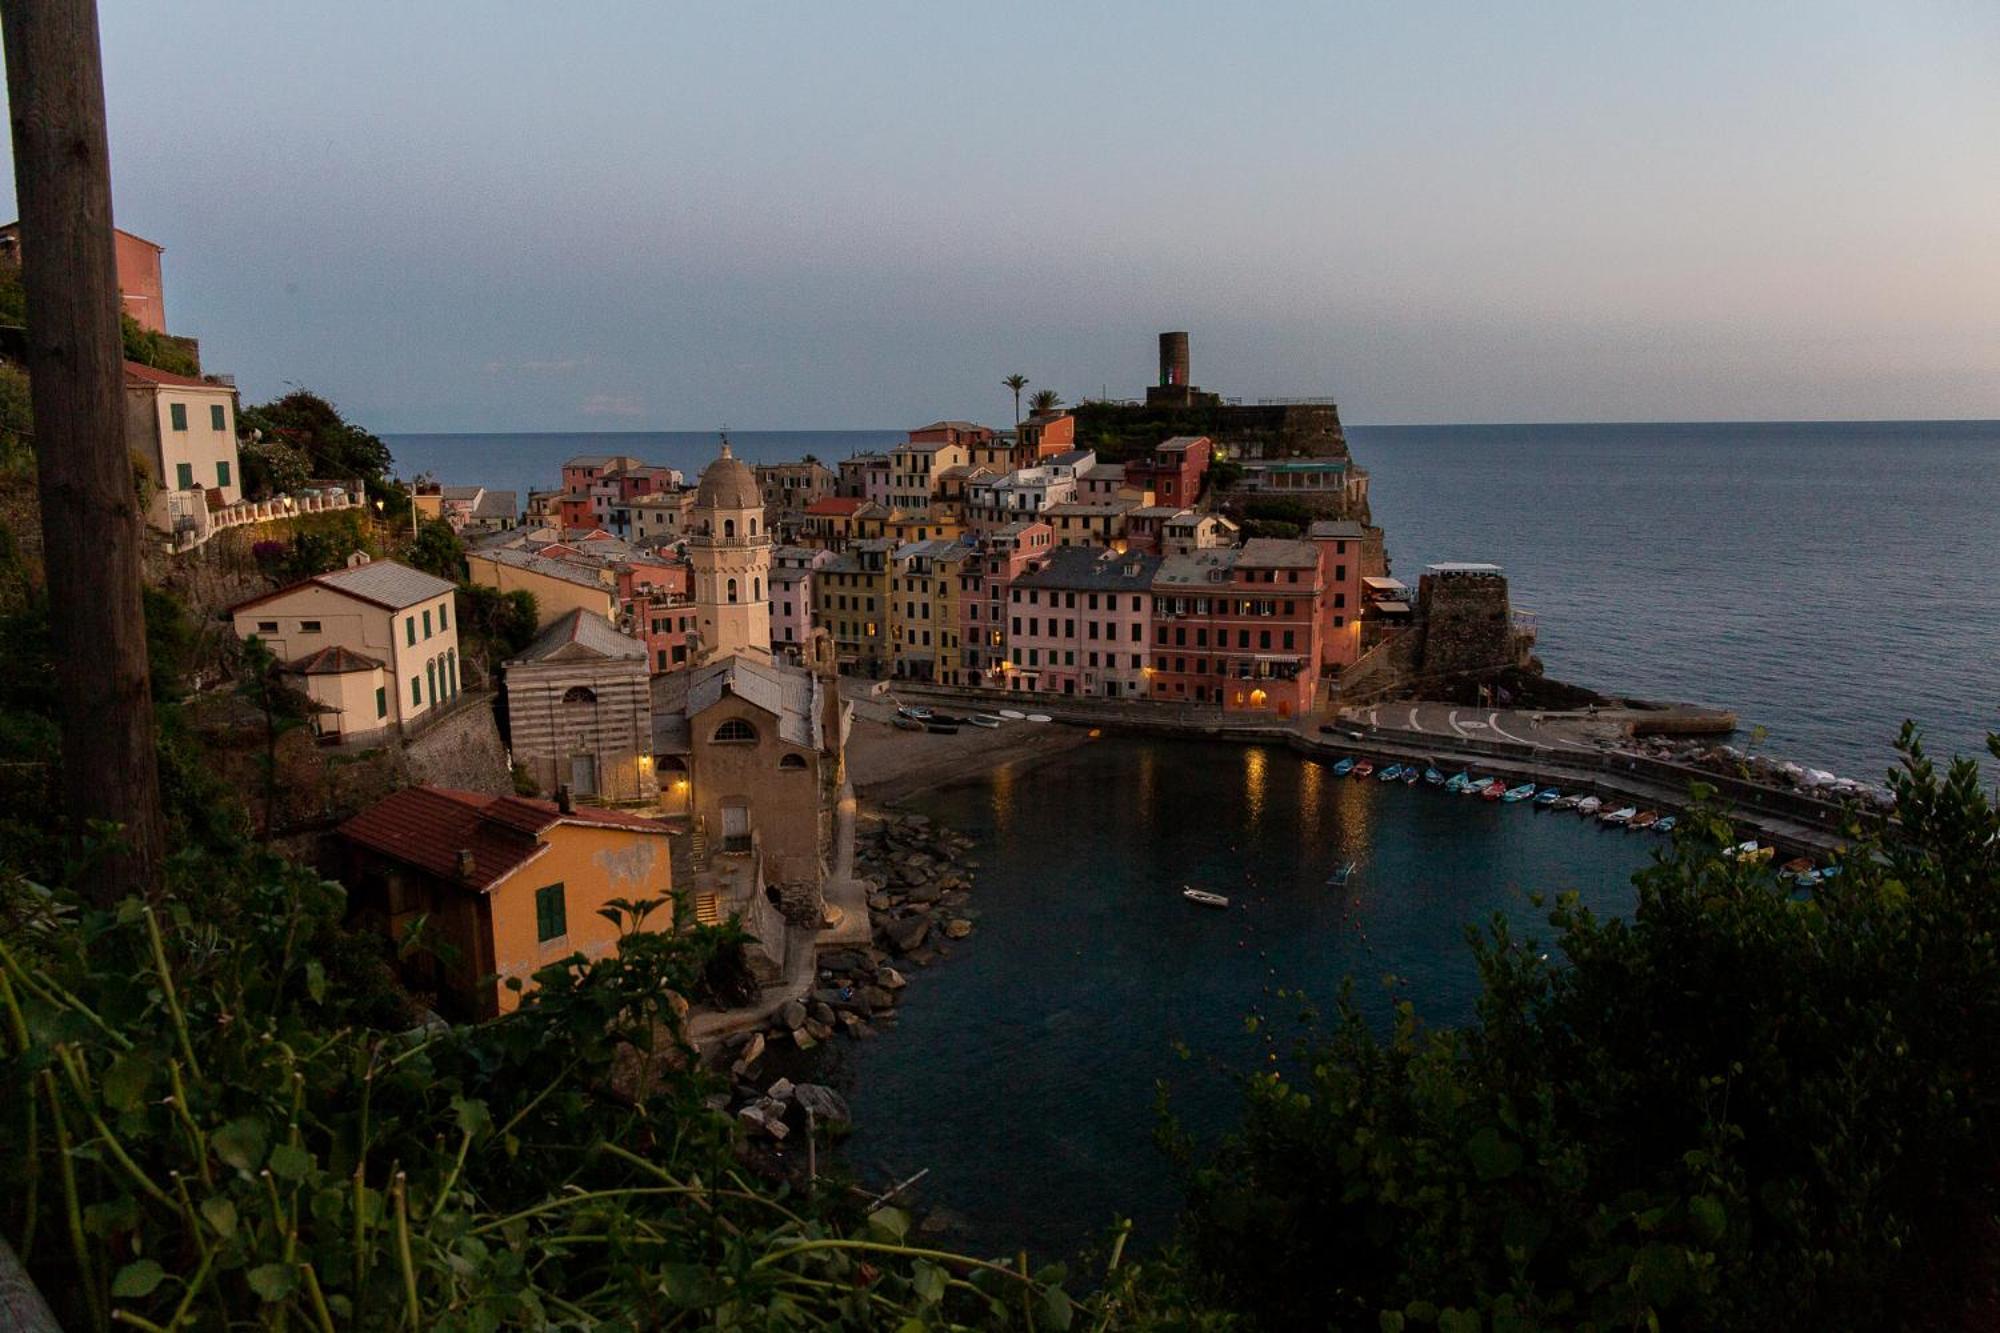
(1025, 713), (1053, 724)
(1600, 806), (1638, 825)
(1576, 796), (1604, 816)
(1182, 887), (1230, 909)
(1552, 793), (1582, 811)
(998, 709), (1026, 720)
(967, 714), (1002, 729)
(1326, 861), (1356, 888)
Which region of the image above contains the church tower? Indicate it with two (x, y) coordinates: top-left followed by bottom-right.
(687, 438), (772, 665)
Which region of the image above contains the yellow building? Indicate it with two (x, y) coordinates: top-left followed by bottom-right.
(811, 538), (897, 674)
(339, 787), (675, 1018)
(889, 539), (970, 683)
(466, 545), (620, 627)
(125, 361), (241, 533)
(885, 509), (962, 545)
(230, 556), (462, 742)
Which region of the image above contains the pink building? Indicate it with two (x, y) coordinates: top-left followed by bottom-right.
(1125, 436), (1213, 511)
(770, 545), (833, 663)
(560, 454), (644, 495)
(1307, 519), (1367, 670)
(1004, 546), (1161, 698)
(960, 519), (1052, 683)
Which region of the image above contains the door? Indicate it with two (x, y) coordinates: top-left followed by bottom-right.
(721, 802), (751, 852)
(569, 754), (597, 798)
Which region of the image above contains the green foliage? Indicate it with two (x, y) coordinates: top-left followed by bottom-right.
(238, 433), (312, 498)
(119, 313), (201, 377)
(0, 362), (31, 472)
(1173, 726), (2000, 1331)
(1205, 458), (1244, 492)
(1029, 388), (1063, 414)
(459, 583), (539, 663)
(1240, 497), (1314, 528)
(405, 517), (467, 581)
(239, 390), (395, 491)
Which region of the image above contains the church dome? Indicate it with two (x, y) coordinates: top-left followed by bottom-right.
(695, 442), (760, 511)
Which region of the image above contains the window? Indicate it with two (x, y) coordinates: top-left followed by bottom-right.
(438, 602), (448, 630)
(713, 718), (757, 743)
(406, 617), (416, 646)
(375, 686), (387, 718)
(299, 620), (321, 634)
(779, 753), (808, 770)
(534, 883), (567, 942)
(169, 403), (187, 431)
(426, 660), (437, 704)
(562, 685), (597, 704)
(423, 609), (433, 638)
(216, 460), (231, 489)
(410, 676), (422, 706)
(727, 579), (738, 603)
(256, 620), (278, 633)
(210, 403), (226, 431)
(176, 462), (194, 489)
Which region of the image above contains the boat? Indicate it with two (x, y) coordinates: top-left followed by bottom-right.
(896, 705), (933, 721)
(1600, 806), (1637, 825)
(1182, 887), (1230, 909)
(1331, 757), (1356, 777)
(1534, 787), (1562, 806)
(924, 722), (959, 735)
(1444, 772), (1470, 793)
(1352, 760), (1375, 779)
(930, 712), (967, 726)
(998, 709), (1026, 720)
(1553, 793), (1582, 811)
(1779, 856), (1814, 879)
(1423, 767), (1445, 785)
(1794, 869), (1823, 889)
(1481, 780), (1507, 801)
(1630, 810), (1660, 830)
(1740, 845), (1775, 865)
(1818, 864), (1841, 880)
(1462, 775), (1490, 795)
(1576, 796), (1603, 816)
(1326, 861), (1356, 888)
(1377, 763), (1404, 782)
(1727, 840), (1759, 861)
(892, 716), (924, 732)
(1401, 766), (1421, 784)
(1653, 815), (1676, 833)
(1502, 783), (1538, 803)
(1025, 713), (1053, 724)
(967, 714), (1002, 729)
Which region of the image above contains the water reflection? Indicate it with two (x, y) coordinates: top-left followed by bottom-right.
(988, 760), (1016, 833)
(1243, 746), (1268, 829)
(1298, 757), (1322, 844)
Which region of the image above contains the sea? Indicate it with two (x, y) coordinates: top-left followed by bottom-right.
(388, 420), (2000, 781)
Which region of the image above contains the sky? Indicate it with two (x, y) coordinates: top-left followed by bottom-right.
(4, 1), (1998, 431)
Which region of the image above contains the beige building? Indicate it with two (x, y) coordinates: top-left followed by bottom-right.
(686, 442), (772, 665)
(630, 489), (695, 547)
(504, 609), (654, 803)
(230, 556), (462, 742)
(465, 545), (620, 628)
(125, 361), (240, 529)
(888, 439), (968, 515)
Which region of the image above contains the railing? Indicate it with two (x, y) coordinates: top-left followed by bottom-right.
(160, 484), (363, 554)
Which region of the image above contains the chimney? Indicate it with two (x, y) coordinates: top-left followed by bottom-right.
(456, 848), (476, 879)
(346, 551), (371, 567)
(557, 783), (574, 814)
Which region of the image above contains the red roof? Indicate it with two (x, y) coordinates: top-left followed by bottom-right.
(123, 360), (222, 390)
(339, 787), (670, 891)
(806, 496), (864, 516)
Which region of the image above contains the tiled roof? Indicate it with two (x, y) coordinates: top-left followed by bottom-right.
(471, 546), (616, 592)
(806, 496), (865, 516)
(339, 787), (669, 892)
(1237, 537), (1319, 569)
(511, 609), (645, 663)
(1157, 436), (1210, 452)
(1307, 519), (1367, 539)
(1013, 545), (1162, 592)
(655, 655), (821, 751)
(122, 360), (224, 390)
(284, 644), (384, 675)
(230, 559), (455, 616)
(1153, 549), (1240, 587)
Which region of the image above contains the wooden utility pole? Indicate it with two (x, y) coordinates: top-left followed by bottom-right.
(4, 0), (167, 901)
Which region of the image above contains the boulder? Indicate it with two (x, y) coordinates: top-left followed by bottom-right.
(944, 918), (973, 940)
(792, 1083), (853, 1129)
(766, 1077), (796, 1102)
(822, 950), (872, 974)
(903, 882), (944, 905)
(729, 1032), (766, 1074)
(804, 1018), (834, 1042)
(780, 999), (807, 1031)
(867, 893), (895, 912)
(885, 916), (931, 953)
(791, 1027), (817, 1051)
(810, 1000), (835, 1026)
(875, 966), (907, 991)
(858, 985), (895, 1010)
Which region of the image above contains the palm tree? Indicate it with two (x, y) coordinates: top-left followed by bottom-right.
(1002, 374), (1028, 424)
(1028, 388), (1062, 415)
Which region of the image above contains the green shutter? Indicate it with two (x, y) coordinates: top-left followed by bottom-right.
(406, 617), (416, 646)
(210, 404), (226, 430)
(175, 463), (193, 489)
(423, 609), (432, 638)
(216, 460), (231, 489)
(535, 884), (567, 942)
(375, 686), (387, 718)
(410, 676), (421, 706)
(438, 601), (448, 630)
(169, 403), (187, 431)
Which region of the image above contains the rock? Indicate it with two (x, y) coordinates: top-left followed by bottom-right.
(766, 1077), (795, 1102)
(904, 882), (944, 905)
(919, 1207), (970, 1236)
(664, 990), (690, 1021)
(944, 918), (973, 940)
(867, 893), (894, 912)
(875, 966), (907, 990)
(790, 1027), (816, 1051)
(810, 1000), (835, 1026)
(730, 1032), (766, 1074)
(792, 1083), (853, 1128)
(885, 916), (931, 953)
(780, 999), (807, 1031)
(804, 1018), (833, 1042)
(702, 1093), (731, 1114)
(858, 985), (895, 1010)
(905, 814), (931, 829)
(822, 950), (871, 974)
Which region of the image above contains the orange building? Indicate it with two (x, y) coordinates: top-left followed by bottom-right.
(1, 221), (168, 332)
(339, 787), (676, 1019)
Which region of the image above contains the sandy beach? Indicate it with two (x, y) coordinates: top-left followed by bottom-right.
(843, 701), (1096, 806)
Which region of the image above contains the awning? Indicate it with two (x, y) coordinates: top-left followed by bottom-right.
(1370, 600), (1411, 614)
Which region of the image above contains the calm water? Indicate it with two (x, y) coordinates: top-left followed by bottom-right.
(387, 419), (2000, 779)
(794, 738), (1653, 1260)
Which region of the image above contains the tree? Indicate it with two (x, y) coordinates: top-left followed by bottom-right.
(3, 0), (167, 902)
(233, 634), (309, 840)
(405, 516), (466, 581)
(1173, 726), (2000, 1331)
(1004, 373), (1029, 424)
(1029, 387), (1061, 415)
(238, 389), (395, 493)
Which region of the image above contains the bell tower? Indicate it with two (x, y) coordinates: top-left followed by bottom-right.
(687, 438), (772, 665)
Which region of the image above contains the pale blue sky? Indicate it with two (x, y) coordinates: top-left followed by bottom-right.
(5, 2), (1997, 429)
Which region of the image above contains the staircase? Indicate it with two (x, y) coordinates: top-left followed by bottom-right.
(687, 816), (710, 872)
(692, 890), (722, 926)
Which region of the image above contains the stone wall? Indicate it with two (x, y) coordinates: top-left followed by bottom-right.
(1414, 571), (1521, 679)
(401, 695), (511, 795)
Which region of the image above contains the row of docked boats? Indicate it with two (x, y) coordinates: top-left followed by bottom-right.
(1329, 756), (1683, 834)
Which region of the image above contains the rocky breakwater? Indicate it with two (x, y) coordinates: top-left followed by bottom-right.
(859, 810), (981, 961)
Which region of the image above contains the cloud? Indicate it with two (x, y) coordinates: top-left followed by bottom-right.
(580, 393), (645, 418)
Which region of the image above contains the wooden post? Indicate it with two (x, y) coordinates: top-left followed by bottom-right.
(3, 0), (167, 901)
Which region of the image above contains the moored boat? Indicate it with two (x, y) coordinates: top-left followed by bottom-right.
(1401, 766), (1421, 784)
(1481, 780), (1507, 801)
(1630, 810), (1660, 830)
(1779, 856), (1814, 879)
(1182, 886), (1230, 909)
(1353, 760), (1375, 779)
(967, 714), (1002, 729)
(1654, 815), (1677, 833)
(1741, 845), (1775, 865)
(1553, 793), (1582, 811)
(1377, 763), (1404, 782)
(1600, 805), (1637, 825)
(1576, 795), (1603, 815)
(1534, 787), (1562, 806)
(1463, 775), (1491, 795)
(1445, 772), (1470, 792)
(1424, 766), (1445, 785)
(1503, 783), (1538, 803)
(1332, 756), (1356, 777)
(1326, 861), (1356, 888)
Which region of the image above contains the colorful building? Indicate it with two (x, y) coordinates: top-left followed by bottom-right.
(959, 520), (1052, 683)
(1004, 546), (1160, 697)
(504, 609), (656, 802)
(125, 362), (240, 528)
(770, 545), (833, 663)
(1307, 519), (1367, 669)
(836, 452), (892, 505)
(1125, 436), (1212, 511)
(888, 436), (969, 516)
(686, 442), (773, 665)
(1147, 538), (1324, 716)
(812, 538), (896, 674)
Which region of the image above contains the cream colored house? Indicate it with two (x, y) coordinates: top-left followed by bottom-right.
(125, 361), (240, 530)
(230, 556), (462, 743)
(464, 545), (619, 628)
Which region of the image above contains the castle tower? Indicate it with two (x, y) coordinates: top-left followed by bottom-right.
(687, 439), (772, 665)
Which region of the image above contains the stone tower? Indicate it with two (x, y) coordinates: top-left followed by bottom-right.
(687, 439), (772, 665)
